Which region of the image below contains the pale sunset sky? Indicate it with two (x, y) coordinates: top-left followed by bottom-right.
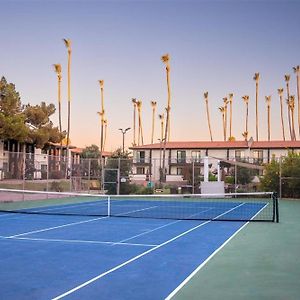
(1, 0), (299, 151)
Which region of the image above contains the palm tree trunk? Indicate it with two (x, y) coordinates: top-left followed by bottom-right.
(255, 82), (259, 141)
(286, 82), (293, 140)
(246, 103), (249, 134)
(204, 95), (213, 141)
(296, 72), (300, 137)
(267, 105), (271, 141)
(279, 93), (285, 141)
(162, 58), (171, 183)
(132, 99), (136, 146)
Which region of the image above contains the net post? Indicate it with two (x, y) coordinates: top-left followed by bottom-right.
(272, 192), (279, 223)
(107, 195), (111, 217)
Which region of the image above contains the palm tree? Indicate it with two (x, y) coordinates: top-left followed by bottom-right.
(151, 101), (157, 144)
(293, 66), (300, 137)
(136, 100), (144, 145)
(204, 92), (213, 141)
(277, 88), (285, 141)
(131, 98), (137, 146)
(228, 93), (234, 140)
(285, 74), (294, 140)
(158, 113), (164, 140)
(242, 95), (249, 141)
(53, 64), (62, 143)
(219, 106), (226, 141)
(98, 80), (105, 152)
(253, 73), (260, 141)
(242, 132), (248, 141)
(288, 95), (296, 141)
(63, 38), (72, 154)
(265, 96), (271, 141)
(161, 54), (171, 182)
(223, 97), (228, 140)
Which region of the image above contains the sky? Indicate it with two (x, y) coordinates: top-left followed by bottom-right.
(1, 0), (300, 151)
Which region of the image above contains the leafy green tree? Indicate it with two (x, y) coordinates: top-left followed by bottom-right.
(81, 145), (101, 179)
(261, 152), (300, 197)
(105, 148), (133, 194)
(0, 77), (28, 142)
(24, 102), (63, 148)
(260, 158), (280, 193)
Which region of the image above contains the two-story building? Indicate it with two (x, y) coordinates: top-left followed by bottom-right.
(130, 139), (300, 185)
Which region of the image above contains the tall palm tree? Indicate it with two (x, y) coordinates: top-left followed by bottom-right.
(136, 100), (144, 145)
(288, 95), (296, 141)
(158, 113), (164, 141)
(63, 38), (72, 153)
(151, 101), (157, 144)
(204, 92), (213, 141)
(53, 64), (62, 143)
(228, 93), (234, 140)
(277, 88), (285, 141)
(293, 66), (300, 137)
(98, 80), (105, 152)
(265, 96), (271, 141)
(131, 98), (137, 146)
(253, 73), (260, 141)
(242, 95), (249, 141)
(285, 74), (294, 140)
(219, 106), (226, 141)
(223, 97), (228, 140)
(161, 54), (171, 182)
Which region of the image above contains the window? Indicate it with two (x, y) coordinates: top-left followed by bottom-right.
(191, 151), (201, 162)
(235, 150), (245, 161)
(177, 151), (186, 163)
(177, 167), (183, 175)
(136, 151), (145, 163)
(253, 150), (263, 163)
(136, 167), (145, 175)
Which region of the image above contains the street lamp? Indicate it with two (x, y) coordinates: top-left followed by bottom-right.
(119, 127), (131, 154)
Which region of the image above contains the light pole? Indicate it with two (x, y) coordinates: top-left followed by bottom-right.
(119, 128), (131, 154)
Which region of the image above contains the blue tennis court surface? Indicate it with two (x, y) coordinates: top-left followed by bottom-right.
(0, 200), (266, 300)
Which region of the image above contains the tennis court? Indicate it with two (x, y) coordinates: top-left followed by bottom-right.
(0, 189), (278, 300)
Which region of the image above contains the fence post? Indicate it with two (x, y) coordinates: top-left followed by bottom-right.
(279, 156), (282, 199)
(117, 157), (121, 195)
(192, 161), (195, 194)
(88, 158), (91, 193)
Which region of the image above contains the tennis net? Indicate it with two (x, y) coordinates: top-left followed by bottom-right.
(0, 188), (279, 222)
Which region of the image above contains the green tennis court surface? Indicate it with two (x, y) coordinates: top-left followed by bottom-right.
(173, 199), (300, 300)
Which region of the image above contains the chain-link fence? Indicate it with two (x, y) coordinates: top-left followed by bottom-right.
(0, 151), (299, 197)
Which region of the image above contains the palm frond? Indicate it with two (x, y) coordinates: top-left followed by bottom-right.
(285, 74), (290, 82)
(53, 64), (62, 73)
(99, 80), (104, 88)
(204, 92), (208, 99)
(161, 54), (170, 63)
(253, 73), (260, 81)
(151, 101), (157, 107)
(63, 38), (71, 49)
(277, 88), (284, 95)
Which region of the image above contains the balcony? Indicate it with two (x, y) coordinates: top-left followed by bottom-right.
(169, 158), (203, 166)
(133, 158), (151, 165)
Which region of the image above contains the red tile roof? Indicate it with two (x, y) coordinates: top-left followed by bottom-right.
(251, 140), (300, 149)
(131, 141), (249, 150)
(130, 140), (300, 150)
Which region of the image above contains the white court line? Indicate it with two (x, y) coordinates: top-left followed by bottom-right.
(115, 207), (214, 245)
(6, 205), (159, 238)
(2, 236), (157, 247)
(51, 203), (243, 300)
(7, 216), (109, 238)
(165, 203), (268, 300)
